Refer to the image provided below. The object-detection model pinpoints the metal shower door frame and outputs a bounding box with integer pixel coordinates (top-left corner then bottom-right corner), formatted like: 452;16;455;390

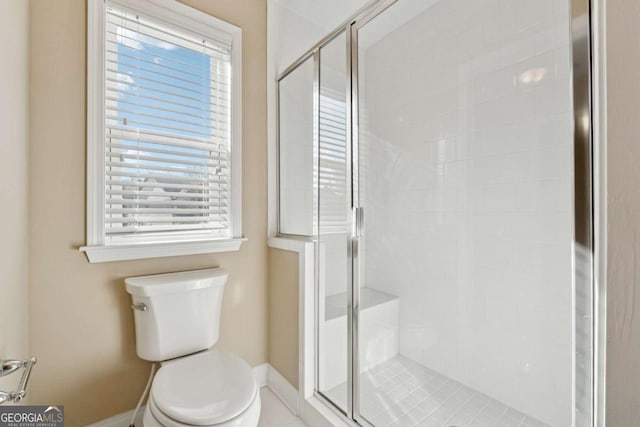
347;0;597;426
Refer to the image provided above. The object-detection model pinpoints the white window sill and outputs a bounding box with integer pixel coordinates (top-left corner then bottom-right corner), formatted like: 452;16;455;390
79;238;247;263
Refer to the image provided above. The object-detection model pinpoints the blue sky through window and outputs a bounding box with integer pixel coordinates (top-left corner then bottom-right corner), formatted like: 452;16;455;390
115;29;213;177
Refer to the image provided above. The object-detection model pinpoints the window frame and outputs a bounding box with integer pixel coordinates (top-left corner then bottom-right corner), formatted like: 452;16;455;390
82;0;244;263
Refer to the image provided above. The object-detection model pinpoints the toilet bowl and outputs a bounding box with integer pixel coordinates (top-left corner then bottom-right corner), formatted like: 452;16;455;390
143;351;260;427
125;269;260;427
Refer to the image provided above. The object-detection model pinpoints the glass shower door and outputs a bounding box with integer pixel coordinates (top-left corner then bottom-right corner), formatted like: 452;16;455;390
351;0;590;426
316;31;351;412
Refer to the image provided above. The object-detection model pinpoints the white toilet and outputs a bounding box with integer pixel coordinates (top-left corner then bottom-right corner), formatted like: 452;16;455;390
125;268;261;427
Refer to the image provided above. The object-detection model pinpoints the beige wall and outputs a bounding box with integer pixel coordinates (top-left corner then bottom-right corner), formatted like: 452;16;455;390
268;248;299;387
0;0;30;397
28;0;267;425
605;0;640;424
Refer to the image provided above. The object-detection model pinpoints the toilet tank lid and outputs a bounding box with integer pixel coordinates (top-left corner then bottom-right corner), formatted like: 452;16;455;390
125;268;228;297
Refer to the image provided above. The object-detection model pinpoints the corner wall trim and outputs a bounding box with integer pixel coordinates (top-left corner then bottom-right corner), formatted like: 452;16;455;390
267;364;299;415
254;362;269;387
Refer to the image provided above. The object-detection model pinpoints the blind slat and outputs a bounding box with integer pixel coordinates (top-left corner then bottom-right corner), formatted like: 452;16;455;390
107;170;227;183
105;216;228;224
107;151;227;168
106;179;229;192
106;224;227;233
107;195;227;207
107;142;228;160
106;115;226;139
106;127;227;149
106;208;227;215
106;160;226;176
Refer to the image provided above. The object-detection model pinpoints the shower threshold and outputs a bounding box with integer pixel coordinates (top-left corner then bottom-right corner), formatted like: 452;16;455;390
325;355;551;427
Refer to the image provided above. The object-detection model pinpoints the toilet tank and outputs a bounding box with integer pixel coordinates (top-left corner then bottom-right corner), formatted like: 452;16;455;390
125;268;228;361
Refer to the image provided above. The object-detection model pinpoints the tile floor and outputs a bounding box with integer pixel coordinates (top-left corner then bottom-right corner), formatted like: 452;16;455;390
258;387;307;427
325;355;550;427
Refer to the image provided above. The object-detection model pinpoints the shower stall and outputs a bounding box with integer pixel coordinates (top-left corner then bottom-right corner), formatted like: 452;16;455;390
277;0;595;425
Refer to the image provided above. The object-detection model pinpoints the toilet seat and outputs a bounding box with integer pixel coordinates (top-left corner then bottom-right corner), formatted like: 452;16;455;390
146;391;261;427
149;351;259;426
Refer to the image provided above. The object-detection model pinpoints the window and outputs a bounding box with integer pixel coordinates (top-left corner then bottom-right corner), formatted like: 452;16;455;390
82;0;243;263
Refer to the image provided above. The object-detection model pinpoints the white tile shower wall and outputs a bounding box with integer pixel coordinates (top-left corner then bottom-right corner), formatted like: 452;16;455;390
360;0;573;425
278;59;315;236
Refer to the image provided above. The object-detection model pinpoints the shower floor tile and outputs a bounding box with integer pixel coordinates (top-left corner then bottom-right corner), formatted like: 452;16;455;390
324;356;550;427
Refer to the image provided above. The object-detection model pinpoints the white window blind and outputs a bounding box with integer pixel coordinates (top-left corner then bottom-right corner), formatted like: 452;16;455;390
318;89;348;232
104;3;232;242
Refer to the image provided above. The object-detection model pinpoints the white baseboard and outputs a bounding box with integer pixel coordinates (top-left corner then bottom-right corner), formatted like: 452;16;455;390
266;365;298;415
87;364;296;426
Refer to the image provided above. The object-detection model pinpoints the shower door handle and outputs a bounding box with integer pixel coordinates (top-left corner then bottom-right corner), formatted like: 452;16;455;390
354;207;365;237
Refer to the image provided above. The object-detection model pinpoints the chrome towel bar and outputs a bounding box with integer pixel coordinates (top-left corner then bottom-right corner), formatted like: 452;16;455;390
0;357;37;404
